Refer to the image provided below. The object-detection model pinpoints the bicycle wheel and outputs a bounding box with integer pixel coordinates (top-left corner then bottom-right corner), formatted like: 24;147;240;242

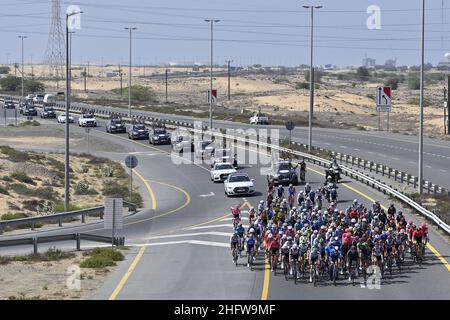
293;263;298;284
333;265;337;286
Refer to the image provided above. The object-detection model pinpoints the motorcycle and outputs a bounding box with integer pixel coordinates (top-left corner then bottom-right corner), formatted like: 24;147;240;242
300;168;306;182
325;167;341;184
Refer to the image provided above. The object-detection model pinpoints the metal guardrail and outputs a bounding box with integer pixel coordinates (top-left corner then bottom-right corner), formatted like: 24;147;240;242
0;233;125;254
209;129;450;236
2;95;449;234
0;201;137;234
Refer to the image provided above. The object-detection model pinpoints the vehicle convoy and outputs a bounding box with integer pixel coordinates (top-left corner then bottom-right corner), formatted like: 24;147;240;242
224;172;255;196
249;112;270;125
210;148;234;168
267;160;299;185
149;127;171;145
194;140;214;159
210;162;237;182
57;113;74;123
40;106;56;118
128;124;149;140
78;113;97;127
106;118;126;133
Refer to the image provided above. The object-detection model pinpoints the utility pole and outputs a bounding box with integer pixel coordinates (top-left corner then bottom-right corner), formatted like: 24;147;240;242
18;35;28;101
444;86;447;135
119;64;123;97
125;27;137;118
83;66;87;92
303;5;322;153
226;59;232;101
205;19;220;131
418;0;425;195
447;75;450;135
64;9;82;211
87;61;90;77
165;65;168;103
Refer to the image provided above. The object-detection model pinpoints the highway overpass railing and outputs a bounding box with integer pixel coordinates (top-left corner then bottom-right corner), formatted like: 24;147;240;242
0;233;125;254
0;201;137;234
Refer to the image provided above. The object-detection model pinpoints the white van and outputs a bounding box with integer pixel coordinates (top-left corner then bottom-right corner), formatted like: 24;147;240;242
43;94;57;106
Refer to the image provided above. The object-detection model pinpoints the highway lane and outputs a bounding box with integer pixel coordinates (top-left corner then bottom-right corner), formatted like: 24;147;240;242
76;124;450;300
1;111;449;299
68;100;450;189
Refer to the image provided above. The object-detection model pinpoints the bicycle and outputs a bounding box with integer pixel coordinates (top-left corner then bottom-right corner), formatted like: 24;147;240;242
311;260;320;286
290;258;299;284
232;247;239;266
283;255;290;281
329;260;339;286
248;247;256;270
385;251;393;277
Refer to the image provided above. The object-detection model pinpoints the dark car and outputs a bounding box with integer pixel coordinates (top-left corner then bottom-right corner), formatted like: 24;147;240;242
3;100;15;109
149;127;171;145
22;105;38;116
106;118;126;133
128;124;149;140
267;161;299;185
40;106;57;118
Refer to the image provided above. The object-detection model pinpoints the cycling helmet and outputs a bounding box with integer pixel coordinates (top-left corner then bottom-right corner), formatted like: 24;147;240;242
306;183;310;186
238;223;243;227
400;229;406;234
287;236;293;242
249;228;255;234
351;218;357;224
334;246;339;251
353;199;358;204
278;231;283;235
289;184;293;187
268;234;273;239
288;226;293;230
282;242;289;249
260;200;264;204
292;243;298;249
398;211;403;215
354;223;359;228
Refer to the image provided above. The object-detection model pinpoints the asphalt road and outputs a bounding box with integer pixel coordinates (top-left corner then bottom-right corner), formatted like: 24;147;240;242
1;110;449;299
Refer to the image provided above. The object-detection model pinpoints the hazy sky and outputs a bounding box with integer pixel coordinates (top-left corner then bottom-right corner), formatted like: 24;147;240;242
0;0;449;67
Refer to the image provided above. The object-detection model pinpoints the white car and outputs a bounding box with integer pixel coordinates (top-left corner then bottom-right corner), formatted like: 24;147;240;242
250;113;269;125
210;162;237;182
57;113;74;123
78;113;97;127
224;173;255;197
210;148;233;168
32;94;45;103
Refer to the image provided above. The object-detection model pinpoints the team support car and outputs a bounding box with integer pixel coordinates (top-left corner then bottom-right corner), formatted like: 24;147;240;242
57;113;74;123
267;160;299;185
210;162;237;182
128;124;149;140
40;106;57;118
22;105;38;116
106;118;126;133
224;172;255;197
3;100;15;109
78;113;97;127
210;148;234;168
149;127;171;145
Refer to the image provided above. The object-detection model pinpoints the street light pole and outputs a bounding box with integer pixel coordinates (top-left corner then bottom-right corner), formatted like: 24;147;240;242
125;27;137;118
18;36;27;101
418;0;425;194
205;19;220;131
65;10;82;212
226;59;233;101
303;5;322;153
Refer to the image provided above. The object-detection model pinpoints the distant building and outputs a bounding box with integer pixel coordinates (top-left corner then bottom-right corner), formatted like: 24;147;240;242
437;53;450;70
385;59;397;68
362;57;376;67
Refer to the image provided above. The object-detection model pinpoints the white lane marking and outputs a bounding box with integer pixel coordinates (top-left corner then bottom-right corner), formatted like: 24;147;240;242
368;151;374;154
200;192;215;198
439;169;447;173
425;165;432;169
408;161;415;164
189;224;249;230
147;231;232;240
354;148;360;151
392;157;400;161
340;146;348;149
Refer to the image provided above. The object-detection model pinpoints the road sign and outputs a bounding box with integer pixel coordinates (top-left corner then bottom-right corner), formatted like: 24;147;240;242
376;86;392;112
207;89;217;104
104;198;123;230
286;121;295;131
125;155;138;169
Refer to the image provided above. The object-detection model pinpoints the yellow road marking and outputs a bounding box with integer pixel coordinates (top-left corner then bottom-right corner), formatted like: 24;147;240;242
261;257;270;300
109;245;146;300
133;169;157;210
426;243;450;272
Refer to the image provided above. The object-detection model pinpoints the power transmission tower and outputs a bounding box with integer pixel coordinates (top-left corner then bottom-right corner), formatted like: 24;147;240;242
45;0;65;89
